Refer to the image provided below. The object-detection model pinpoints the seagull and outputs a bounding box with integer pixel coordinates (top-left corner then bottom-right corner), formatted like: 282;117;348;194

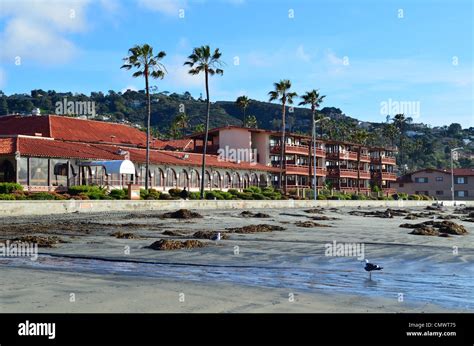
211;232;221;241
365;259;383;280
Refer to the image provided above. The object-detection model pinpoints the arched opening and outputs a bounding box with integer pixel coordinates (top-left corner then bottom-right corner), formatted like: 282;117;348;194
178;169;189;189
242;173;250;189
165;168;177;187
212;171;221;189
223;172;231;189
154;168;164;187
204;170;211;190
231;172;240;189
259;173;268;188
189;169;200;189
250;173;259;187
0;159;15;183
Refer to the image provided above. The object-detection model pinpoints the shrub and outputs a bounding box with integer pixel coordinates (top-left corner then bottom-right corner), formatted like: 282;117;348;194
0;182;23;194
317;194;327;200
205;191;224;200
86;191;106;200
351;194;368;200
109;189;127;200
392;193;408;200
146;189;161;200
68;185;105;196
408;194;421;200
244;186;262;194
228;189;239;195
168;188;182;197
159;193;172;200
189;192;201;200
0;193;15;200
27;192;57;200
251;193;266;200
371;185;381;193
77;193;90;200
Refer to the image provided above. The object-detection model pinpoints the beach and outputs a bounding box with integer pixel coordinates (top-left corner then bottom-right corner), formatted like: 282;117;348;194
0;205;472;313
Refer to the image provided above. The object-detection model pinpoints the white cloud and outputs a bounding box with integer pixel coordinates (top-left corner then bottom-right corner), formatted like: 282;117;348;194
121;85;139;93
0;0;91;64
296;45;310;62
137;0;187;16
165;55;203;88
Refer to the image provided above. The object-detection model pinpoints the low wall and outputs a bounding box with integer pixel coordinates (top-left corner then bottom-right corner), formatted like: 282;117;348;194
0;199;472;217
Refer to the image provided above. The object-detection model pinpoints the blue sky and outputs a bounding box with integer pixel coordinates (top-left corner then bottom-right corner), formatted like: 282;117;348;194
0;0;472;127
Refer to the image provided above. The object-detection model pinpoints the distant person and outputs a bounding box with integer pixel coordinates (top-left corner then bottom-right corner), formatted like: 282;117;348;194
180;187;189;200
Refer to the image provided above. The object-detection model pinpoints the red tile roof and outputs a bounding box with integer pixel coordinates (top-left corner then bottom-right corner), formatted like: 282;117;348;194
0;136;278;172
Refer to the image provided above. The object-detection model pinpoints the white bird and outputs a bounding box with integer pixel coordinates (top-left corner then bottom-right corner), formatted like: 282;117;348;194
211;232;221;241
364;259;383;280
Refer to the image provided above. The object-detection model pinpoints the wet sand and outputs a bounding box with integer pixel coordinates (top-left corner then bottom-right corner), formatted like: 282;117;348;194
0;206;472;313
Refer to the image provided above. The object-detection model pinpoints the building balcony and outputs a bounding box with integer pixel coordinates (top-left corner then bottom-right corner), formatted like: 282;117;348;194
327;168;358;179
371;156;396;165
359;154;371;162
326;151;358;161
285;164;327;176
372;172;397;181
359;171;371;179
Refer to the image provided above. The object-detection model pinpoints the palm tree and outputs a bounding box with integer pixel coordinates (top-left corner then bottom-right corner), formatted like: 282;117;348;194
235;95;250;126
121;44;166;190
352;129;370;193
184;45;224;198
174;113;189;137
299;89;325;192
393;113;412;172
268;80;297;192
245;115;258;128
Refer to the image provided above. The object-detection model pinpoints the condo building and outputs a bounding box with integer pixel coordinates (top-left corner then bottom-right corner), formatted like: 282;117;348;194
0;115;397;194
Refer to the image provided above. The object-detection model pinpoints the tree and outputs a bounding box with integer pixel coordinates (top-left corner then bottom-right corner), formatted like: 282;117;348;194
245;115;258;128
382;123;400;147
393;114;411;173
184;45;224;199
173;112;189;138
121;44;167;190
0;97;8;115
235;95;250;126
268;80;297;192
299;89;325;191
193;124;205;133
447;123;462;137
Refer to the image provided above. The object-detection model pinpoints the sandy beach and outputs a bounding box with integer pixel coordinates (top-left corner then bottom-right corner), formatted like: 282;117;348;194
0;205;472;313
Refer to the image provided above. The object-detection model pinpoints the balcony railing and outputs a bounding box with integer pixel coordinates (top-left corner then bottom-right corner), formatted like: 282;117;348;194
326;151;358;161
359;154;371;162
371;156;396;165
381;172;397;180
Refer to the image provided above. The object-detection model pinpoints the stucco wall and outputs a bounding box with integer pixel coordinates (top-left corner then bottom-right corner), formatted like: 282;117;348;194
218;128;252;162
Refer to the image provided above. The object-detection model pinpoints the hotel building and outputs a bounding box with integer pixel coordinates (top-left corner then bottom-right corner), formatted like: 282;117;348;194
0;115;397;195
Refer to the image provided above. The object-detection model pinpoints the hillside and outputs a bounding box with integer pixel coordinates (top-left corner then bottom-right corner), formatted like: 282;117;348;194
0;89;472;172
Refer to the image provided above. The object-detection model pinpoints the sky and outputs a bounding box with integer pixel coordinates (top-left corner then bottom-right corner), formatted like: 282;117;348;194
0;0;472;127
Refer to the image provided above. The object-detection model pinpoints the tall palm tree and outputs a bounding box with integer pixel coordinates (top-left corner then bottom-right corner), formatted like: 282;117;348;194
393;113;412;172
184;45;224;199
245;115;258;128
299;89;325;191
268;80;297;192
174;112;189;137
121;44;166;190
235;95;250;126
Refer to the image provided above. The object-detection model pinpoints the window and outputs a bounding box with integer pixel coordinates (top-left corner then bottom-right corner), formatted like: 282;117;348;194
455;191;468;197
436;191;444;195
415;177;428;183
436;177;443;182
455;177;466;184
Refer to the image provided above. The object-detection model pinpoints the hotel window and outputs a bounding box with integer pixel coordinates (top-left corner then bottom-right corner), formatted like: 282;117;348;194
455;177;466;184
436;177;443;182
415;177;428;183
18;157;28;185
436;191;444;195
455;191;468;197
51;159;68;187
29;157;49;186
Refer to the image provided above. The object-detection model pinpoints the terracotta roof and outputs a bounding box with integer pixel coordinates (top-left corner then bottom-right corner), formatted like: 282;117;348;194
0;115;51;137
0;136;278;172
453;168;474;176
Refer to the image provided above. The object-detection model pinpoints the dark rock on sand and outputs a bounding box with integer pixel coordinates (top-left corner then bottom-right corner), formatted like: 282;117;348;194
110;231;141;239
226;224;285;233
160;209;203;219
146;239;206;250
295;221;332;228
240;211;271;218
409;227;439;236
162;230;185;236
401;220;468;235
10;235;65;247
193;230;229;240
